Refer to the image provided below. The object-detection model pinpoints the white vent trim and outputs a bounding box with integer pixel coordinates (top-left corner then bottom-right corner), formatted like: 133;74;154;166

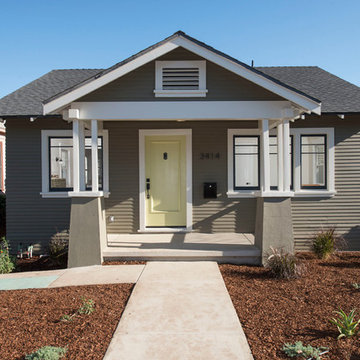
154;60;207;97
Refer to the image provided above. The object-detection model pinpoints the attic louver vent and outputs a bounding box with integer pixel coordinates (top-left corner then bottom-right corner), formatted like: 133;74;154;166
154;60;207;97
162;67;200;90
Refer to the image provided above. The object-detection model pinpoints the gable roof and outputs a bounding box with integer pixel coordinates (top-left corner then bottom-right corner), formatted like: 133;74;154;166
40;31;321;115
257;66;360;113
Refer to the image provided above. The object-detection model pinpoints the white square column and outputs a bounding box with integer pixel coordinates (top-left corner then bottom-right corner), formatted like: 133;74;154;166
260;119;270;193
72;119;85;193
91;119;99;192
277;122;284;192
283;119;291;192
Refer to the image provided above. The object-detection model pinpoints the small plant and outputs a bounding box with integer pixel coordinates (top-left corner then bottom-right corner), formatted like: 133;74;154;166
265;247;303;279
60;297;95;322
78;297;95;315
330;308;360;339
0;237;15;274
49;230;69;256
25;346;67;360
282;341;328;359
352;283;360;290
312;227;345;259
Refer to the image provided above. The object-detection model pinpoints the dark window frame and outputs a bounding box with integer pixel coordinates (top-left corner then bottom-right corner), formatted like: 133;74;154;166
233;135;260;191
49;136;104;192
300;134;327;190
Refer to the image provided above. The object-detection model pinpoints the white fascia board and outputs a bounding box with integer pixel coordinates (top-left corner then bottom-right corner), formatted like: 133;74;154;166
171;37;321;114
43;41;179;115
71;101;292;120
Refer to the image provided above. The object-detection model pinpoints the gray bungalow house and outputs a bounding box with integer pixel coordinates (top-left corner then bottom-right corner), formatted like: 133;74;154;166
1;31;360;267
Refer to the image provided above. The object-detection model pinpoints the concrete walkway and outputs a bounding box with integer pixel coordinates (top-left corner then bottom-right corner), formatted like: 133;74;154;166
104;261;253;360
0;265;144;290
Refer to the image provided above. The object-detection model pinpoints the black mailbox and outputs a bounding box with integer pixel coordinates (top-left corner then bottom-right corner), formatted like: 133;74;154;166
204;182;217;199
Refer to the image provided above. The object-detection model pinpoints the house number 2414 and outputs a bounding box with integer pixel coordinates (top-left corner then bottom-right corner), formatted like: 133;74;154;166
200;152;220;160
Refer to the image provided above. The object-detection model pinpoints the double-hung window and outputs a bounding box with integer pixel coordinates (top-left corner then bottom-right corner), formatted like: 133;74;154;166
228;127;334;197
41;130;109;197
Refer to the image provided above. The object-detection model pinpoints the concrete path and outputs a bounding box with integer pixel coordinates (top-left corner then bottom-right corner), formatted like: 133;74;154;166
0;265;144;290
104;261;253;360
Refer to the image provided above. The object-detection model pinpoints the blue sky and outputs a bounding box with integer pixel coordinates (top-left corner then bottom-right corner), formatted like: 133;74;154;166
1;0;359;98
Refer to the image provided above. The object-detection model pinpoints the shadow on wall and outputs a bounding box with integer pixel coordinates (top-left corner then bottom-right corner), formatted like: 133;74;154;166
343;225;360;251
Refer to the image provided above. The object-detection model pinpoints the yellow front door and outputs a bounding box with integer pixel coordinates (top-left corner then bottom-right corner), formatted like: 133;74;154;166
145;135;186;227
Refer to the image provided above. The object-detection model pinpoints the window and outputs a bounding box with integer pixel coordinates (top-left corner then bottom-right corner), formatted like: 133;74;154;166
41;130;109;197
269;135;293;190
49;137;103;191
154;61;207;97
300;135;326;189
233;136;260;190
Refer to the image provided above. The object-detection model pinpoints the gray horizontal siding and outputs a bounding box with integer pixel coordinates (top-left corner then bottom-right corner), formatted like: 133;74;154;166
6;118;71;253
104;120;257;234
79;48;283;102
291;115;360;250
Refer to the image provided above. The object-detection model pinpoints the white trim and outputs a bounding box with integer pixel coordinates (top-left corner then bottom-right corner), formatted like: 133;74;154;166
43;35;320;115
260;120;270;192
72;120;80;193
40;129;109;197
139;129;192;232
40;191;110;198
171;36;321;114
277;123;284;191
153;90;208;97
71;101;294;121
78;120;86;191
227;126;335;198
43;41;179;114
91;119;99;192
283;120;291;192
155;60;207;97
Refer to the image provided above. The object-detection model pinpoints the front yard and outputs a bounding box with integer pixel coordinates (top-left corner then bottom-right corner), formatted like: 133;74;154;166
0;284;133;359
220;252;360;360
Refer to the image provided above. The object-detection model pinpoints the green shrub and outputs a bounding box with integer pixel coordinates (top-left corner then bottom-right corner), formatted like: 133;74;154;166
282;341;328;359
25;346;67;360
0;237;15;274
330;309;360;339
78;297;95;315
312;227;344;259
265;247;303;279
352;283;360;290
49;230;69;256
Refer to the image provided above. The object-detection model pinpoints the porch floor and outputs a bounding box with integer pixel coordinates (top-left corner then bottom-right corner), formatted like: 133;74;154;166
103;233;261;264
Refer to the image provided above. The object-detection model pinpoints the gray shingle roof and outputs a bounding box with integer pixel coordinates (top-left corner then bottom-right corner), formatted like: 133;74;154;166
0;69;102;116
1;64;360;116
256;66;360;113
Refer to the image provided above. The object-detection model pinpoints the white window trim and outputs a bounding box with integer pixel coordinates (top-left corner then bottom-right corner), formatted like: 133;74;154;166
154;60;207;97
227;127;335;198
40;129;109;198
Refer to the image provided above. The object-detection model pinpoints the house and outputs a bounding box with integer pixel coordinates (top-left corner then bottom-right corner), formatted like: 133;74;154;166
0;122;5;193
0;31;360;268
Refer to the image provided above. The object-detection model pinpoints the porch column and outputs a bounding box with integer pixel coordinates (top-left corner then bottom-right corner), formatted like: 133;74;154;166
260;119;270;193
277;122;284;192
283;119;291;192
91;119;99;192
73;119;85;192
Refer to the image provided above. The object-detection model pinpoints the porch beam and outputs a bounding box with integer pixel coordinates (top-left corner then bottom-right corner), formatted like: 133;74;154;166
283;119;291;192
277;122;284;192
260;119;270;193
91;119;99;192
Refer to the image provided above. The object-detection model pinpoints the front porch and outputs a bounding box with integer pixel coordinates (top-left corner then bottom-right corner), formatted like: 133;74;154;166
103;232;260;264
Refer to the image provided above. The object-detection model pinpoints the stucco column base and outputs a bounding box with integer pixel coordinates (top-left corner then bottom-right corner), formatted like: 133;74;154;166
254;197;294;265
68;197;107;268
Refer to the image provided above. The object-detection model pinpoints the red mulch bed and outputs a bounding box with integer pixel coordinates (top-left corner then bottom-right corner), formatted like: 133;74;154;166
220;252;360;360
15;256;67;272
0;284;133;359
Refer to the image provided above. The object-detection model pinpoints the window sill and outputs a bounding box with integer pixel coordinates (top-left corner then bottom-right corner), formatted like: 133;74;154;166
153;89;208;97
227;190;336;198
41;191;110;198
